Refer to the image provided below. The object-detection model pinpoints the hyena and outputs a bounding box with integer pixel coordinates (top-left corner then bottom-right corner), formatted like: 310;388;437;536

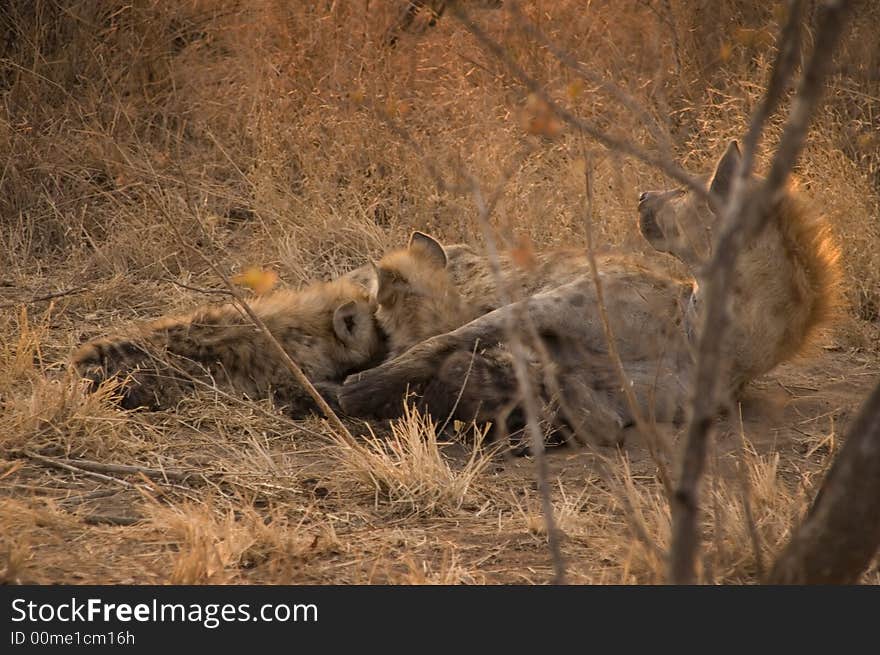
365;229;674;445
73;278;387;417
340;142;841;446
371;230;600;356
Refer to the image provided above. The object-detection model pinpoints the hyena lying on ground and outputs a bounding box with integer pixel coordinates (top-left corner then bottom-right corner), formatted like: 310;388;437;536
72;278;387;417
369;230;600;358
340;142;841;447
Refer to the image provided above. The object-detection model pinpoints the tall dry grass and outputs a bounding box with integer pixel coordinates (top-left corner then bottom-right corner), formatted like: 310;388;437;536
1;0;878;584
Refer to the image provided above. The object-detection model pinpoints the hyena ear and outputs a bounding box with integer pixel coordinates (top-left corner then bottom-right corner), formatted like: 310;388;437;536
374;265;399;307
408;231;447;269
344;262;378;296
361;262;379;298
333;300;362;345
709;140;742;202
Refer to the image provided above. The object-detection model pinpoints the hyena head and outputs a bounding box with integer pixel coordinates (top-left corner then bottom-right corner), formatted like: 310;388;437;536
373;231;470;356
300;277;388;373
637;140;742;272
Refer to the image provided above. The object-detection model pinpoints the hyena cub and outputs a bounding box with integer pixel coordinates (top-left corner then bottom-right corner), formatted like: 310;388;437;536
73;278;386;417
372;232;475;357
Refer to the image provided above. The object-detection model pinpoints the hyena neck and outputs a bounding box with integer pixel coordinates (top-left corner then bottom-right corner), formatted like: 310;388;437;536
700;193;841;388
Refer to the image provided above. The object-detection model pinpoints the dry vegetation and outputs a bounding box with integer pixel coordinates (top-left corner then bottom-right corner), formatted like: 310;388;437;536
1;0;879;584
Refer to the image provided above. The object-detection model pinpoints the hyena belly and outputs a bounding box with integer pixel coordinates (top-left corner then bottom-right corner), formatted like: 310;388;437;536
73;279;385;417
342;269;692;446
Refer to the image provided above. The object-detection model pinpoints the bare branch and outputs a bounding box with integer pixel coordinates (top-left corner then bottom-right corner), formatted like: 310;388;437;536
736;0;805;187
15;453;192;483
20;450;135;489
669;0;851;584
469;180;568;584
768;379;880;583
578;149;674;499
0;286;89;309
508;0;673;154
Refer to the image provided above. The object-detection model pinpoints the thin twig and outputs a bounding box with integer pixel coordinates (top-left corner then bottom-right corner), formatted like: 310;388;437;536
436;339;480;436
57;489;119;507
0;287;88;309
507;0;673;154
164;278;234;298
578;148;673;499
448;1;710;201
469;181;567;585
20;455;193;483
20;450;134;489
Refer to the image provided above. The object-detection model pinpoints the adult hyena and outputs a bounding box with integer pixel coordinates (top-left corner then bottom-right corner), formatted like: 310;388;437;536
340;142;841;446
73;278;387;417
369;231;608;357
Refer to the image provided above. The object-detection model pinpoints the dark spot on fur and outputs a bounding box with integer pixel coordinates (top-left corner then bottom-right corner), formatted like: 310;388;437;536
569;293;587;307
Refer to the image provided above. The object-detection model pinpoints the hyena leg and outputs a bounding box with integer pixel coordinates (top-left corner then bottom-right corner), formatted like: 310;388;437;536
550;370;625;447
419;347;528;426
455;342;627;448
417;343;626;450
270;379;344;419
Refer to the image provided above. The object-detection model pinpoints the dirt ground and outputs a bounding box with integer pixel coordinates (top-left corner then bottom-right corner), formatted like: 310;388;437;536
2;301;877;584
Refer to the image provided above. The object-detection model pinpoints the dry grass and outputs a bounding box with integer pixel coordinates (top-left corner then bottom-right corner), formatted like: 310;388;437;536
1;0;879;584
332;405;495;518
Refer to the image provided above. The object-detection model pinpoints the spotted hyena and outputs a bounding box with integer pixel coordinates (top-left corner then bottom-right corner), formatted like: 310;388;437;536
340;142;841;446
73;278;387;417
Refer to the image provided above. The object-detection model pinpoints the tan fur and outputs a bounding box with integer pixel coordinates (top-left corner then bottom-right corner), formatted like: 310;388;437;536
73;278;386;415
638;141;842;389
373;235;473;356
374;235;596;355
342;142;843;448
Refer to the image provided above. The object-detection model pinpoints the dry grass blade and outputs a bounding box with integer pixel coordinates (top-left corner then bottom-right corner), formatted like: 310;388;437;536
330;404;492;518
735;408;765;581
